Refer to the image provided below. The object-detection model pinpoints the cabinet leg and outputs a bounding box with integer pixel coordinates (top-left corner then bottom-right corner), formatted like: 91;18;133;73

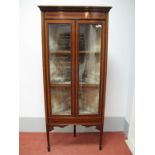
46;128;51;152
74;125;76;137
99;124;103;150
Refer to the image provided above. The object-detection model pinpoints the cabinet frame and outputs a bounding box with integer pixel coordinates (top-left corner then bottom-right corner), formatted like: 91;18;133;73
75;20;105;117
39;6;112;151
45;19;75;117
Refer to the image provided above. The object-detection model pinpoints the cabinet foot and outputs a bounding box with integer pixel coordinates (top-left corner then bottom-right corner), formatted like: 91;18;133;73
46;127;51;152
99;145;102;150
74;125;76;137
99;124;103;150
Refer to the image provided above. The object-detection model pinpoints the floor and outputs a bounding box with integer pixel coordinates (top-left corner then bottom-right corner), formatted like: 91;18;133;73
19;132;132;155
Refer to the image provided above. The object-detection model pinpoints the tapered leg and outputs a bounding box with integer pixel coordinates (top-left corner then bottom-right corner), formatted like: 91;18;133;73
99;124;103;150
74;125;76;137
46;128;51;152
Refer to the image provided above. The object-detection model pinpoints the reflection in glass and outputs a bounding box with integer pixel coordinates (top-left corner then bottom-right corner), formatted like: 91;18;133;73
79;24;102;114
48;23;71;115
79;54;100;84
49;24;71;84
79;88;99;114
51;88;71;115
49;24;71;53
49;55;71;84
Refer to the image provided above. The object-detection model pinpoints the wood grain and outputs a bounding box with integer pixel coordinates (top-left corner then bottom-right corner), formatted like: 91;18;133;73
39;6;111;151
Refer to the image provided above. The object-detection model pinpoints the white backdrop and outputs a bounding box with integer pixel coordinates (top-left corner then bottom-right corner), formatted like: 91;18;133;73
19;0;134;126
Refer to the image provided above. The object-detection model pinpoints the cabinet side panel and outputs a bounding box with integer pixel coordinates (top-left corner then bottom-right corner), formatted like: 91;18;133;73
41;12;49;125
101;14;109;126
98;20;105;116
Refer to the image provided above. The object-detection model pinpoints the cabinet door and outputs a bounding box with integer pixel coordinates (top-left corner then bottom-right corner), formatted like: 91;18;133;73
76;20;105;115
45;20;75;116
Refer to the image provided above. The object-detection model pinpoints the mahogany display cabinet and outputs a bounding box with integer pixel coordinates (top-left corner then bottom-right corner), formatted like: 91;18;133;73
38;6;112;151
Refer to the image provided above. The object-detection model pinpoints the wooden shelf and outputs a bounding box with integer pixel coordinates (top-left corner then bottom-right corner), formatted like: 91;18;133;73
50;83;99;88
49;51;100;56
79;83;99;88
50;51;70;56
50;83;71;88
80;51;100;55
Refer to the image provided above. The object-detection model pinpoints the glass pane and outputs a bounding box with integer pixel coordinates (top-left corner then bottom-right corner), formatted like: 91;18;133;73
78;24;102;115
51;88;71;115
49;55;71;84
49;24;71;84
48;24;71;115
79;88;99;114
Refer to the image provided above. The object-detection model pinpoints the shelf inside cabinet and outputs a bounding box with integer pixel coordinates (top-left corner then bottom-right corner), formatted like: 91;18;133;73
50;83;99;88
49;51;100;56
50;51;70;56
79;51;100;55
79;83;99;88
50;83;71;88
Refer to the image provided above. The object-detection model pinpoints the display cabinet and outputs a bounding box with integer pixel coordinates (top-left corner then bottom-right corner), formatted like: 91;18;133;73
39;6;111;151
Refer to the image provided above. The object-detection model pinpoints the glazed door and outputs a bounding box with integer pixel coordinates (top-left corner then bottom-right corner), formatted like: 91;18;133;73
76;20;105;115
45;20;75;116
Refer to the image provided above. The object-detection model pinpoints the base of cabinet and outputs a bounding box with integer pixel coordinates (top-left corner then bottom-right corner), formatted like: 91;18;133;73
48;116;102;126
46;124;104;152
